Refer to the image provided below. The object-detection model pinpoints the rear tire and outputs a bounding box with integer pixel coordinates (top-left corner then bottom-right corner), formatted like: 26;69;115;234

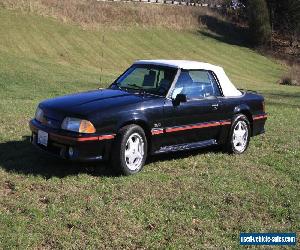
111;125;147;175
226;114;250;154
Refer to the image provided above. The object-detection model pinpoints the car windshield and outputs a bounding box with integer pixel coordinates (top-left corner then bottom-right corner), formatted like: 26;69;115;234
112;64;178;96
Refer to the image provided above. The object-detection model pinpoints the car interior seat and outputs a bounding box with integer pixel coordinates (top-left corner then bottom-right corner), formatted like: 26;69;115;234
176;72;195;98
143;70;156;87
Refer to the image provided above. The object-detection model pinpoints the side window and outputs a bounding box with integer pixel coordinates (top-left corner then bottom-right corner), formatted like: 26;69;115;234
208;71;222;97
171;71;193;99
172;70;222;99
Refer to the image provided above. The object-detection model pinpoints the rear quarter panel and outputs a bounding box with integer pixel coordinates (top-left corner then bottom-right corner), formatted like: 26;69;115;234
218;92;266;143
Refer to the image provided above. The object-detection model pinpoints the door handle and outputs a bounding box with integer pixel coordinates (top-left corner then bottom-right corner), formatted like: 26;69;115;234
212;103;219;110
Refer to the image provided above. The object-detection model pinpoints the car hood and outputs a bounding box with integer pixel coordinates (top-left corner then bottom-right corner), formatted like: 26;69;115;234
39;89;149;119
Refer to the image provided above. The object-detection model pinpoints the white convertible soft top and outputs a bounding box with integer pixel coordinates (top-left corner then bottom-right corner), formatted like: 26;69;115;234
135;60;242;97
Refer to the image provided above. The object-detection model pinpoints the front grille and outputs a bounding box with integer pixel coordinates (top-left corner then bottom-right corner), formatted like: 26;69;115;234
42;116;61;129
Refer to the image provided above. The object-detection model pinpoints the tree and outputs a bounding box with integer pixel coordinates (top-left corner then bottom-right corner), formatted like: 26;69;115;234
267;0;300;46
248;0;271;45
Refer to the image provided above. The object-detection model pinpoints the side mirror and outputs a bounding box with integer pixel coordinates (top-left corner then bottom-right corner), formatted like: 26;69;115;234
173;94;187;105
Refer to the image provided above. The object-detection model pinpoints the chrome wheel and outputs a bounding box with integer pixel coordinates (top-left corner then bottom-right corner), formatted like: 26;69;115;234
124;133;144;171
232;120;248;153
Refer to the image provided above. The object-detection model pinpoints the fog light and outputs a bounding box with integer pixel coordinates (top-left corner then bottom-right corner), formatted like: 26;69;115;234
69;147;74;157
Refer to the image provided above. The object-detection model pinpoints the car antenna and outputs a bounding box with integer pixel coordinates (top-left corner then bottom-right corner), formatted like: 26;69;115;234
99;32;105;90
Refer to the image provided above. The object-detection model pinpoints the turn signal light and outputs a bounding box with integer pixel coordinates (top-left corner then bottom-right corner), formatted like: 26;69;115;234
61;117;96;134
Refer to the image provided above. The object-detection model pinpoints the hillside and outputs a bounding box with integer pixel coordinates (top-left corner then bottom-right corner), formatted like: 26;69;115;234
0;7;284;95
0;0;212;29
0;5;299;249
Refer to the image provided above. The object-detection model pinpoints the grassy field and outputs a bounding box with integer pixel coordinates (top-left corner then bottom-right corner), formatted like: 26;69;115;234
0;7;299;249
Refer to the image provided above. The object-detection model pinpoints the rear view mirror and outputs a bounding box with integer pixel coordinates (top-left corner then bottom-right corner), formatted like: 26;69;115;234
173;93;187;105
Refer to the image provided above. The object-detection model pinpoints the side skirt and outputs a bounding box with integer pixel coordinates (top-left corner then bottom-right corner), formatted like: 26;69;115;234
153;139;217;154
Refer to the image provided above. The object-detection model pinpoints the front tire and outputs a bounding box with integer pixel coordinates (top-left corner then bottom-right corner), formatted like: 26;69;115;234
226;114;250;154
111;125;147;175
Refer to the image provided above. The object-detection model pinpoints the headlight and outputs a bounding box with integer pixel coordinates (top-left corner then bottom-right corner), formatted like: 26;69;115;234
35;107;45;123
61;117;96;134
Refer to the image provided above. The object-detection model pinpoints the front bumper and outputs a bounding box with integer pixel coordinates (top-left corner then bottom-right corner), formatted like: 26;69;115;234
29;119;115;161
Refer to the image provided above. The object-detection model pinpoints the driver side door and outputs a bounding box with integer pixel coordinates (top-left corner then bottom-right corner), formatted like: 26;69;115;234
161;69;224;147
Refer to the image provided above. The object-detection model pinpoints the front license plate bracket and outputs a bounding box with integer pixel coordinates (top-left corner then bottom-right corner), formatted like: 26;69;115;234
37;130;48;146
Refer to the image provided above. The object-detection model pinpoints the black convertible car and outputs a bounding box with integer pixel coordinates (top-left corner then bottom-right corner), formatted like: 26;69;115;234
29;60;267;175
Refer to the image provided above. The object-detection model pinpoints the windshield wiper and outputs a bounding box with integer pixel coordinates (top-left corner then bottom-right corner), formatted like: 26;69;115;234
126;83;142;89
126;84;146;94
111;83;126;91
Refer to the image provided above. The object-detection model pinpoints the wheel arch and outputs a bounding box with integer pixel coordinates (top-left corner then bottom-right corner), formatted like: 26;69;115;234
233;105;253;136
118;119;152;153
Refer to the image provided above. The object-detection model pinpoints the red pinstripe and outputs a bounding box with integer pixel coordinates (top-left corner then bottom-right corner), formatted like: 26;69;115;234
49;133;115;142
253;114;267;120
165;122;221;133
151;120;232;135
151;129;164;135
220;121;232;126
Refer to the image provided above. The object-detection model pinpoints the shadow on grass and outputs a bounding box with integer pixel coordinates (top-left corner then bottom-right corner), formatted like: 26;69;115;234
0;137;114;179
0;137;223;179
148;146;221;165
198;15;249;47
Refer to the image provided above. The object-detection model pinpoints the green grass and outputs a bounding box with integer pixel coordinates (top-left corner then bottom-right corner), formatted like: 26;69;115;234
0;9;299;249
